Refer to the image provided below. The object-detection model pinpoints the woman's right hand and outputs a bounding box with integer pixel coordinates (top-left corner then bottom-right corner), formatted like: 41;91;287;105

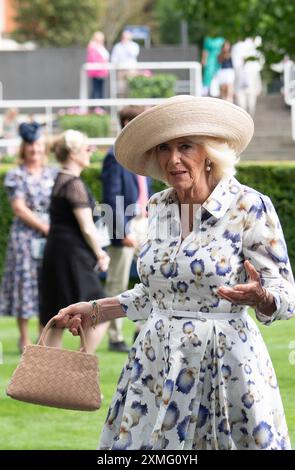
54;301;93;335
97;250;110;272
122;235;138;248
41;223;50;236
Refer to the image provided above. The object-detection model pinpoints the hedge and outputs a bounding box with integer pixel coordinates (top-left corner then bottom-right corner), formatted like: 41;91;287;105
1;162;295;278
127;74;177;98
58;113;111;137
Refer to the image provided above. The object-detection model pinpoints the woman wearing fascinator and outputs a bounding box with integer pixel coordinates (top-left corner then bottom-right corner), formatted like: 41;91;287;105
0;121;57;352
55;96;294;450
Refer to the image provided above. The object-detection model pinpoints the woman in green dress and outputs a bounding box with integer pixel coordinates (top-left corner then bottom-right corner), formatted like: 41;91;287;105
201;36;224;96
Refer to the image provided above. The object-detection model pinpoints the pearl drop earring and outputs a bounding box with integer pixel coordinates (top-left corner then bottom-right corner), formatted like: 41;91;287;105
206;159;212;172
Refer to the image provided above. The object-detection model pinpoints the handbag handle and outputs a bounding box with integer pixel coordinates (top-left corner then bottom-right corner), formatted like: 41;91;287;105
38;316;88;353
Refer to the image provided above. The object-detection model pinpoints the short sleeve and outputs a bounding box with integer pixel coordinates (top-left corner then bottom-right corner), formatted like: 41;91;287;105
64;178;91;209
243;193;295;325
4;169;25;201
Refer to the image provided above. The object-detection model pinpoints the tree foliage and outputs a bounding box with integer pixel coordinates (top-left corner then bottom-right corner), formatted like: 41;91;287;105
12;0;101;47
97;0;153;48
175;0;295;62
12;0;154;48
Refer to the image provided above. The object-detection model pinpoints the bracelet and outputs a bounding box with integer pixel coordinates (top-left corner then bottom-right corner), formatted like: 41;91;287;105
89;300;100;328
255;287;272;312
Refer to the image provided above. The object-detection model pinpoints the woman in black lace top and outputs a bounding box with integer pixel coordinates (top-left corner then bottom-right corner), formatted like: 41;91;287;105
40;130;110;352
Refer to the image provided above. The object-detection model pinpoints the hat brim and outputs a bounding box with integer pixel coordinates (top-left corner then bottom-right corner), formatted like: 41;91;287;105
114;95;254;180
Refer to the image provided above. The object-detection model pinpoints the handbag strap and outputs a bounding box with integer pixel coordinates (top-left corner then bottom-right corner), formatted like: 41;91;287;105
38;316;88;353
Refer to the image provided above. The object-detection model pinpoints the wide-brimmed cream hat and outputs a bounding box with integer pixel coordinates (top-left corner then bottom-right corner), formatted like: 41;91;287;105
114;95;254;180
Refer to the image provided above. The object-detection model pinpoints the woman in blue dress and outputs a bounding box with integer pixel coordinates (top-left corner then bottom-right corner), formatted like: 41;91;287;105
0;122;57;352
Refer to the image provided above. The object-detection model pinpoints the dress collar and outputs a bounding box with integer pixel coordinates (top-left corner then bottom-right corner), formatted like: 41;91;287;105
159;176;241;220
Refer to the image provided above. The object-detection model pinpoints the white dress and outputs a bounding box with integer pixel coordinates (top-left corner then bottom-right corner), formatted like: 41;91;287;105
99;176;295;450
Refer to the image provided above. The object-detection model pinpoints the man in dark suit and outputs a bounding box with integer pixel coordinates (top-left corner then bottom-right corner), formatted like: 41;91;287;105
102;106;153;352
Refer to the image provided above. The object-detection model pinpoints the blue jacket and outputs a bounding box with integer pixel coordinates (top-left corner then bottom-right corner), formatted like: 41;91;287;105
102;147;153;246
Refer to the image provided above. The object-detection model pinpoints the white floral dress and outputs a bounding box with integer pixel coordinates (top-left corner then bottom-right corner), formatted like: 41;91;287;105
0;165;57;318
99;176;295;450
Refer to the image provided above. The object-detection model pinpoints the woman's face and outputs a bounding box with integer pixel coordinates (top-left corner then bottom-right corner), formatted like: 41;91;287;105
71;144;92;169
23;138;46;166
156;138;207;192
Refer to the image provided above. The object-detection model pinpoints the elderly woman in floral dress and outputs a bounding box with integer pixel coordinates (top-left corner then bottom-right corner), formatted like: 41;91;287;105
55;96;295;450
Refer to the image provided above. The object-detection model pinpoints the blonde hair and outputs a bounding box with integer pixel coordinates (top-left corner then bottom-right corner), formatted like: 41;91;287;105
148;135;238;189
49;130;88;163
191;136;238;188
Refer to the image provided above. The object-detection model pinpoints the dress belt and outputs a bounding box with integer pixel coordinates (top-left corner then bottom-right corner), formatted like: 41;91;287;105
152;306;248;321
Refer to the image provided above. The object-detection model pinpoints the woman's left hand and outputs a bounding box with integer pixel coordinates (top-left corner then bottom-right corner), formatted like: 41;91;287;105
217;260;271;308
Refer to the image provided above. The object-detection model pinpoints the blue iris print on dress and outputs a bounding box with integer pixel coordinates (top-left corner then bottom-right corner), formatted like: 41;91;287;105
197;404;210;428
180;321;202;348
176;367;198;394
160;260;179;278
130;358;143;383
177;415;190;442
216;332;232;358
244;364;252;374
215;257;232;276
229;319;247;342
126;347;137;370
190;259;205;278
112;431;132;450
221;364;232;382
130;401;148;425
107;399;121;425
241;391;255;409
266;239;288;264
205;198;222;214
143;331;156;361
141;374;155;393
253;421;274;449
218;418;231;435
139;265;155;287
154;319;165;341
162;379;174;405
183;241;199;257
162;401;180;430
139;240;152;258
229;184;240;194
249;201;264;219
177;281;189;293
223;229;241;243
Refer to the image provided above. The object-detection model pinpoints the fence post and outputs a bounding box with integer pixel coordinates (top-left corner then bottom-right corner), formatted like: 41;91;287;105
79;64;88;113
109;67;118;134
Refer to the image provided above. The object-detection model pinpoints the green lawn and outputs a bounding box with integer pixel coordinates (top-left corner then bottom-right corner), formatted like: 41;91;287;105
0;314;294;450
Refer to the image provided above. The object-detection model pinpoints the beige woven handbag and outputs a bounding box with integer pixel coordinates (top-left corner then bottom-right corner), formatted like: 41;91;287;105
6;316;101;411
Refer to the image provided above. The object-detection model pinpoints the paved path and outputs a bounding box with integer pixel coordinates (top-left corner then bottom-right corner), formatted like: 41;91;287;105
241;94;294;161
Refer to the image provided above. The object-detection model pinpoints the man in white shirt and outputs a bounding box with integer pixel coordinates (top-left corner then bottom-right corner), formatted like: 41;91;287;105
111;30;140;96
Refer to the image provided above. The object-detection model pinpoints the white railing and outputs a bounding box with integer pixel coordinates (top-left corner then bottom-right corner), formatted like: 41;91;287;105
0;62;202;151
80;61;202;100
0;98;165;149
